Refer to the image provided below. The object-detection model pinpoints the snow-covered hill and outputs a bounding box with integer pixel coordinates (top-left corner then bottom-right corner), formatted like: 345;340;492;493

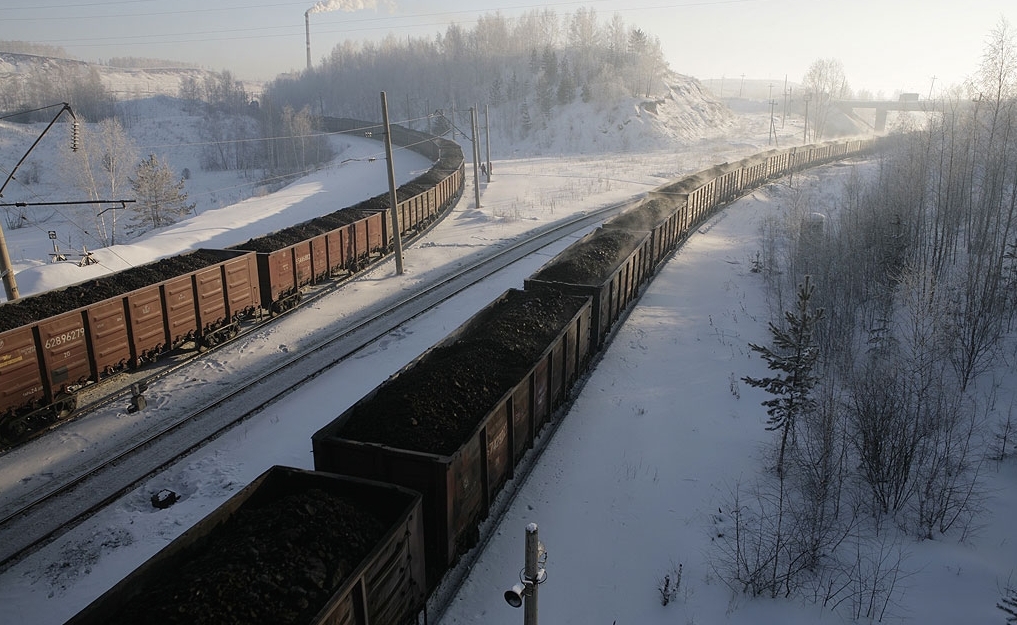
0;52;260;100
496;76;739;155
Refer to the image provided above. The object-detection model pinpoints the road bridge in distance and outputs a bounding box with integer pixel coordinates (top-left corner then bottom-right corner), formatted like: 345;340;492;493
834;95;942;131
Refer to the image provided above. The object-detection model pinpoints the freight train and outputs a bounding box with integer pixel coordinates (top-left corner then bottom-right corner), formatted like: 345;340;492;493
0;119;465;449
65;137;877;625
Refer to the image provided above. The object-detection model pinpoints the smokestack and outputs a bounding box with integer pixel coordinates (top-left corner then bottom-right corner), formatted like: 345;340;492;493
305;10;311;70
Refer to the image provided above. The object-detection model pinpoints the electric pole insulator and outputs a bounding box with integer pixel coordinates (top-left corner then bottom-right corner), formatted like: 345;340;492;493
71;119;80;152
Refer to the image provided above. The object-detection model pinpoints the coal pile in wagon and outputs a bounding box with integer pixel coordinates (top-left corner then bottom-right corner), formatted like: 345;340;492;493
340;289;586;456
229;141;462;254
102;488;389;625
233;204;384;254
609;197;678;231
657;166;724;195
0;250;230;333
530;228;644;285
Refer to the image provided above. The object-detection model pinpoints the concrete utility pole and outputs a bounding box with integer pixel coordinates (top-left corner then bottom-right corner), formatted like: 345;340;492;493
782;77;790;128
431;106;480;204
471;106;481;209
0;213;17;301
803;95;811;144
769;99;778;146
450;96;456;142
484;103;492;183
380;92;404;275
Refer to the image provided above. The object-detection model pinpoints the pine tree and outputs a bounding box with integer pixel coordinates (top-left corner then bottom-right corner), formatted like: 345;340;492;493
529;48;541;75
557;57;576;105
541;46;558;81
129;154;195;234
999;584;1017;622
520;99;533;136
535;75;553;118
743;275;825;478
489;76;505;107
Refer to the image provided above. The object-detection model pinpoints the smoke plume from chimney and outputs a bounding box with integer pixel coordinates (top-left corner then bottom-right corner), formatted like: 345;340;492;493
307;0;377;15
304;0;380;70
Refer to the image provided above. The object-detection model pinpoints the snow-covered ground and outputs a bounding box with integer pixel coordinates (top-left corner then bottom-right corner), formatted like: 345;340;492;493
1;93;1012;624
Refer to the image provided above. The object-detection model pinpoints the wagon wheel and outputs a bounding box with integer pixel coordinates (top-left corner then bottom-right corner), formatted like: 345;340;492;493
0;418;28;447
55;393;78;419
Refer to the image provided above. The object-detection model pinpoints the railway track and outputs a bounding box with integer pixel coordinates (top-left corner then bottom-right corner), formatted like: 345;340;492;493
0;198;633;571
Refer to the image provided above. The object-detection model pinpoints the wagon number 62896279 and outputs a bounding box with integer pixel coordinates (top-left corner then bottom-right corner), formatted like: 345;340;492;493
44;328;86;350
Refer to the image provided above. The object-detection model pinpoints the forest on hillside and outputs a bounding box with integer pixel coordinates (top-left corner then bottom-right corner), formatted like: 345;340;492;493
263;8;672;144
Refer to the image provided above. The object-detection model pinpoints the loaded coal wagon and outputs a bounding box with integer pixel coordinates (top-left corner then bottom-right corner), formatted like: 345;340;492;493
603;195;687;273
312;288;592;588
232;122;465;315
232;207;388;314
524;227;652;353
65;466;427;625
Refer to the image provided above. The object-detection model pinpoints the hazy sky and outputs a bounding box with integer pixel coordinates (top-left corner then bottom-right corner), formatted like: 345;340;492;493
2;0;1014;97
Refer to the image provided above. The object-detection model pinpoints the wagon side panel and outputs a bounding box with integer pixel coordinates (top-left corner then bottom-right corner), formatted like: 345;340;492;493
36;311;92;392
0;326;46;416
125;285;168;364
161;275;198;348
85;299;131;375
